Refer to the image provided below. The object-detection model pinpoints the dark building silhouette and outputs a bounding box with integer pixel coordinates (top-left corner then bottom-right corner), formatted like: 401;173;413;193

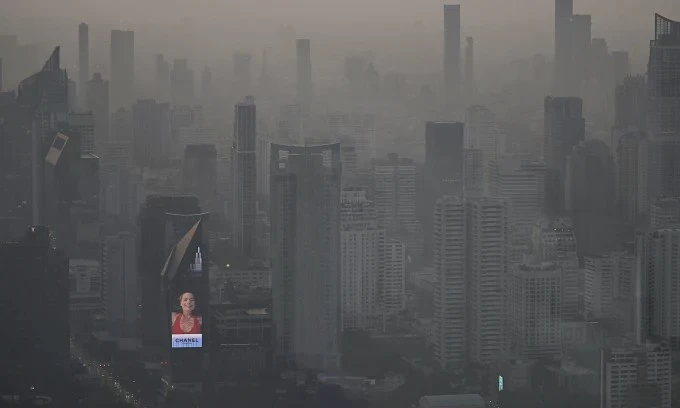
443;4;461;109
554;0;573;94
0;226;69;399
86;73;110;144
78;23;89;110
133;99;170;167
183;144;217;214
110;29;134;111
232;97;257;259
615;75;647;131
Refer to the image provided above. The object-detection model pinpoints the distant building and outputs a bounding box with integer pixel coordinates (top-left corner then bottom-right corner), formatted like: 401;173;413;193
232;97;257;259
183;144;218;214
443;4;461;110
296;39;313;108
78;23;89;110
110;29;134;110
86;73;109;144
170;58;194;106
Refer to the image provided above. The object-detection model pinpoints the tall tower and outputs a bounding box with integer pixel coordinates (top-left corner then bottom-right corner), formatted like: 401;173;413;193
232;97;257;259
443;4;461;110
78;23;89;110
86;73;110;144
433;195;466;370
464;37;474;104
110;29;135;111
270;143;342;370
554;0;573;94
296;39;312;109
340;189;384;331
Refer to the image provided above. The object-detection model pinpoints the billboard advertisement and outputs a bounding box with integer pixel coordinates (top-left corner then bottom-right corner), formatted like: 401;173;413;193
170;246;204;349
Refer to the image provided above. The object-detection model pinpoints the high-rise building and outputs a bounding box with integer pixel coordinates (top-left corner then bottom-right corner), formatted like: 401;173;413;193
509;261;562;359
443;4;461;110
465;105;498;160
554;0;573;94
467;198;507;365
601;341;671;408
433;196;466;370
610;50;630;87
68;112;95;154
296;39;312;108
78;23;89;110
138;195;203;349
340;189;384;331
132;99;171;166
570;14;592;85
616;131;650;224
635;228;680;350
183;144;217;214
565;139;616;255
170;58;195;106
380;239;406;322
372;154;422;254
155;54;170;102
648;15;680;200
270;143;342;370
86;73;110;145
102;231;137;337
424;121;464;255
0;226;69;398
614;75;647;131
110;29;134;111
464;148;484;196
233;52;253;99
464;37;474;104
650;197;680;229
543;96;585;212
584;252;634;321
232;97;257;259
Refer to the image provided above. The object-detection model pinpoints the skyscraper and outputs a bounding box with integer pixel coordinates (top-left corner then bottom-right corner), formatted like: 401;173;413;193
340;189;384;331
155;54;170;102
232;97;257;259
270;143;342;370
110;29;134;111
614;75;647;131
465;105;498;160
554;0;573;94
569;14;592;84
464;36;474;104
296;39;312;108
170;58;195;106
132;99;170;166
443;4;461;110
78;23;89;110
615;131;649;224
183;144;218;214
543;96;585;212
433;196;466;370
86;73;110;144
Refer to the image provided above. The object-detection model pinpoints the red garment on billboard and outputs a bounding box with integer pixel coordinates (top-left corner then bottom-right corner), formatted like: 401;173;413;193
172;314;201;334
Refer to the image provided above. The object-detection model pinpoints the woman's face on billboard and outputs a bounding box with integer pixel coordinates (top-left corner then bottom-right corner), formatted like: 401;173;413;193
180;292;195;313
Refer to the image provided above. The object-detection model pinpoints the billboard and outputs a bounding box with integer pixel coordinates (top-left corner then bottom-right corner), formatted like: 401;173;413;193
170;246;204;349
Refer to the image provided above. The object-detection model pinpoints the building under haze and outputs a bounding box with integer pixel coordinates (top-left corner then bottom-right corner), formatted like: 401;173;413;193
78;22;88;110
110;29;134;111
183;144;217;215
232;97;257;259
86;73;110;145
443;4;461;110
296;39;312;109
270;143;342;371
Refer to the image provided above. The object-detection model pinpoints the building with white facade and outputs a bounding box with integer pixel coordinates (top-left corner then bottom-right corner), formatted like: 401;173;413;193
69;258;104;314
380;239;406;320
340;189;384;331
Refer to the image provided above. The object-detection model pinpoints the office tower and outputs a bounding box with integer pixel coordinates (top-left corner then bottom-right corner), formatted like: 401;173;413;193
232;97;257;259
0;226;69;398
610;50;630;86
590;38;608;85
183;144;217;214
67;78;78;112
270;143;342;370
68;259;104;332
635;228;680;350
565;140;616;255
465;105;498;160
233;52;253;99
433;196;466;370
372;154;422;255
570;14;591;85
443;4;461;110
464;37;474;103
155;54;170;102
648;15;680;201
616;131;649;224
543;96;585;213
256;133;273;199
110;29;134;111
296;39;312;108
112;107;132;142
340;189;384;331
532;217;577;260
464;148;483;196
650;197;680;229
102;231;136;337
554;0;573;94
424;121;464;255
601;342;671;408
78;23;89;110
509;261;562;359
488;156;546;235
132;99;171;166
68;112;95;154
170;58;195;106
380;240;406;320
138;195;202;349
584;252;634;321
86;73;110;144
614;75;647;131
467;198;507;365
